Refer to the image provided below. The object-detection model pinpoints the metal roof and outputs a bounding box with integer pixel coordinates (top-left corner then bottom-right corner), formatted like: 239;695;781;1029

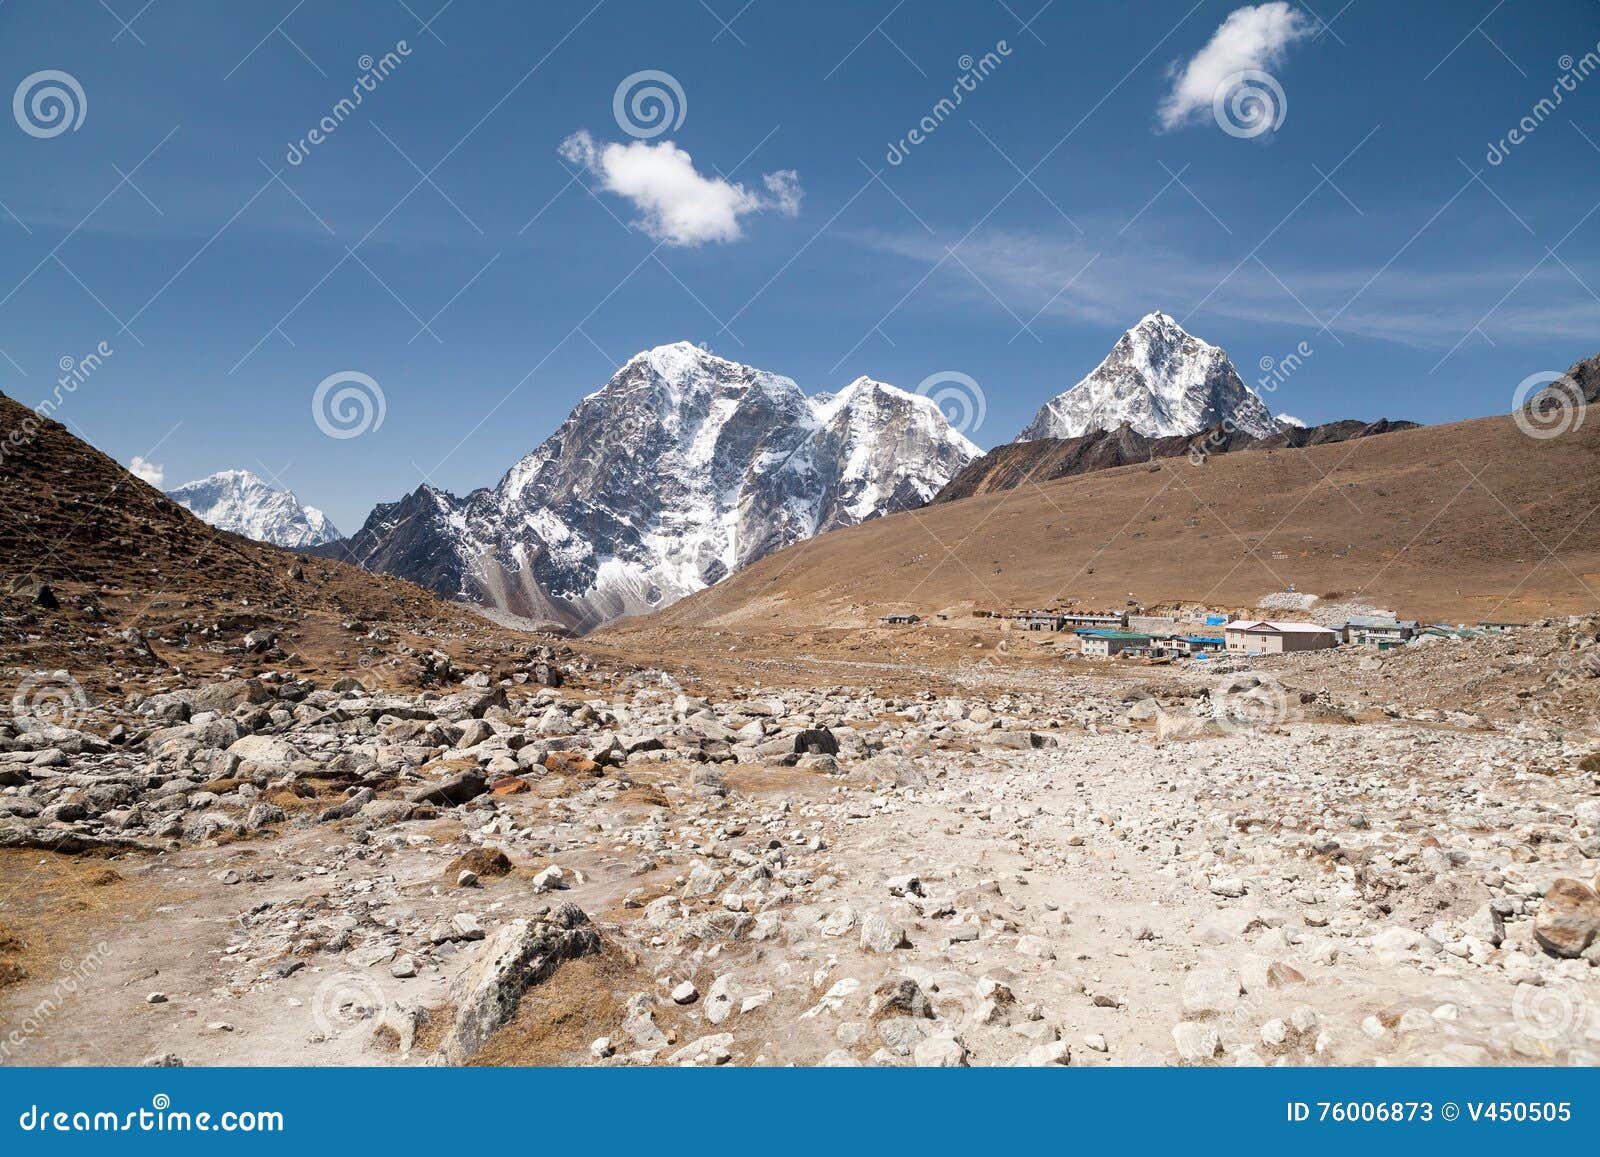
1076;629;1153;640
1225;620;1338;634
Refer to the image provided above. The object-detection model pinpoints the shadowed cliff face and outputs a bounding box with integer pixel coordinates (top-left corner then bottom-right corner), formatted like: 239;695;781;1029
936;419;1419;503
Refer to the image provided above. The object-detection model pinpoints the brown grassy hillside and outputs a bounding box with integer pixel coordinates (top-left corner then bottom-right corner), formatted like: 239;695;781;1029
0;391;539;697
602;409;1600;659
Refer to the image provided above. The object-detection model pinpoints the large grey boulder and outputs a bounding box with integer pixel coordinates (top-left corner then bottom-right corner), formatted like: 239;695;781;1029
227;734;297;768
407;770;486;806
433;904;602;1063
146;717;242;758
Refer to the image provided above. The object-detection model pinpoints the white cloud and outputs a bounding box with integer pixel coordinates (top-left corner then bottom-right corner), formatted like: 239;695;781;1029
1276;413;1307;427
1159;2;1314;131
559;131;801;246
128;456;164;488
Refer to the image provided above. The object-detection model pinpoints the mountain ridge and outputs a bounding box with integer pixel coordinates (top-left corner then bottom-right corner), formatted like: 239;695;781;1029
167;468;341;549
316;342;980;632
937;418;1418;503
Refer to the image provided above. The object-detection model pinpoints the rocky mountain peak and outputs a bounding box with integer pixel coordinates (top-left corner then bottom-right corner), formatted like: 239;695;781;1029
325;346;979;632
166;469;340;549
1017;313;1280;442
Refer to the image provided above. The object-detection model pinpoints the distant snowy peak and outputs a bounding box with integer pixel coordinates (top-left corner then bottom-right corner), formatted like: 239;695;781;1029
167;469;341;549
1017;311;1280;442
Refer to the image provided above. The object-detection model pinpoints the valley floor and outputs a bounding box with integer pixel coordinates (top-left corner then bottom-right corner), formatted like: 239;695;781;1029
2;633;1598;1067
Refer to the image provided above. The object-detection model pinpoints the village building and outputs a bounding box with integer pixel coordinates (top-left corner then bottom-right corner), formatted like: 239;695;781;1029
1223;620;1339;654
1058;609;1129;630
1341;616;1418;648
1166;634;1226;656
1013;611;1066;631
879;613;920;625
1076;629;1153;657
1422;625;1482;639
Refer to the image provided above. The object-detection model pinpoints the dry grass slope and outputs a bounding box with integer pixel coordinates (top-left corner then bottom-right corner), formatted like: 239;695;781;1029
0;391;537;697
606;411;1600;654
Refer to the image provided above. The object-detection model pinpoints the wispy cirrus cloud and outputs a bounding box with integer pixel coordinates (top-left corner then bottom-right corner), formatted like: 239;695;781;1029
1159;2;1315;131
862;227;1600;350
559;131;801;246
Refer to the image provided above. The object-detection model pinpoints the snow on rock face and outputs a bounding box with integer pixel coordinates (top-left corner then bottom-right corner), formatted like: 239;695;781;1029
333;343;980;632
1017;311;1280;442
166;469;341;548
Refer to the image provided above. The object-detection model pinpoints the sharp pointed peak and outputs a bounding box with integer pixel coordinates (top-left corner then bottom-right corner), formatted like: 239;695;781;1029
1130;309;1201;337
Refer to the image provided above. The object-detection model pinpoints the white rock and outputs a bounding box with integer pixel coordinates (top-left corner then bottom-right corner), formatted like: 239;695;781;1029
860;914;908;953
1181;966;1241;1015
1013;1040;1072;1066
912;1034;969;1067
1015;934;1057;959
1172;1022;1220;1061
531;865;565;893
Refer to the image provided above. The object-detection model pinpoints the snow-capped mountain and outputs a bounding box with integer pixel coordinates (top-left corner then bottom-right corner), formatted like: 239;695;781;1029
322;343;979;631
166;469;341;549
1016;311;1280;442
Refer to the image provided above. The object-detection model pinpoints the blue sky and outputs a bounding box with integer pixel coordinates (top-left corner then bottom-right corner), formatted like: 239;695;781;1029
1;0;1597;530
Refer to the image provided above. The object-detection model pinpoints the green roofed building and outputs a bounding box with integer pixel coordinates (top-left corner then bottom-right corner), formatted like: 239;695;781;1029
1076;629;1153;658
